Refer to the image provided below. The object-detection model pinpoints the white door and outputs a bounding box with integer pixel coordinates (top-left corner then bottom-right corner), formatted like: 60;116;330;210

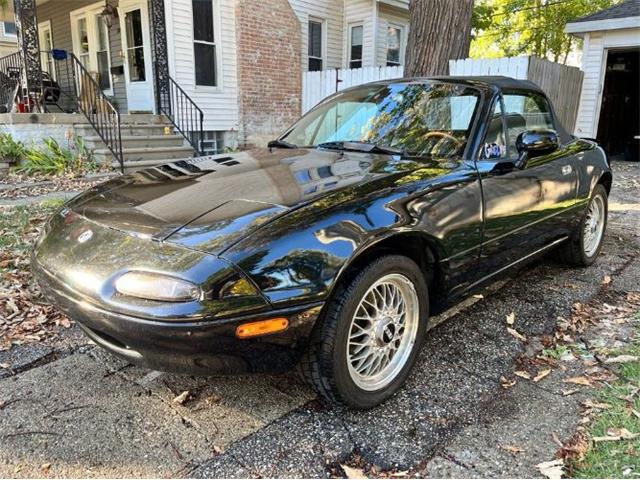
119;0;154;112
70;4;114;94
38;21;55;80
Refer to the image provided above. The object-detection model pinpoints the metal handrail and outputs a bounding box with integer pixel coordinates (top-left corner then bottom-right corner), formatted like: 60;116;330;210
157;74;204;155
64;52;124;173
0;52;22;113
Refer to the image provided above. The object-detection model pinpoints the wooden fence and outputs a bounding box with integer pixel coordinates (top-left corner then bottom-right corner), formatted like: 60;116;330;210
301;57;583;132
449;56;584;132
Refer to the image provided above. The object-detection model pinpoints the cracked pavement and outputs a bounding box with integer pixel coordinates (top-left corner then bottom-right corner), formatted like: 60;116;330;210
1;161;638;478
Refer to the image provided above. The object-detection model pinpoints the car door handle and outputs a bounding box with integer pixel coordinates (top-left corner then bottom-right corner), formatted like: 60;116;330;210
562;165;572;175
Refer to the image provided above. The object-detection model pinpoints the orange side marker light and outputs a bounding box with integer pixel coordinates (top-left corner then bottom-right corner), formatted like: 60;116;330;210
236;318;289;339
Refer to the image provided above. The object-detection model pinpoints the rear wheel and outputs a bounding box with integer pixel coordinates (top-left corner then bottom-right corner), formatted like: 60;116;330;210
301;255;429;409
555;184;608;266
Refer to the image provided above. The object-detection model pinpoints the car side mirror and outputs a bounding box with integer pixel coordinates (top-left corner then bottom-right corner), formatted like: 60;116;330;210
515;130;559;168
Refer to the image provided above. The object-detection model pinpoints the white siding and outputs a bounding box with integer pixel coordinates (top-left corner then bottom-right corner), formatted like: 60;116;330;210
165;0;239;132
375;3;409;67
574;27;639;138
344;0;377;67
289;0;344;71
574;33;604;138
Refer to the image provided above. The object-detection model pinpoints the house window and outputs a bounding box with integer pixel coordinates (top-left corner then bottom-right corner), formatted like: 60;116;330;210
200;130;225;155
308;20;323;71
192;0;217;86
2;22;16;37
124;9;145;82
349;25;363;69
95;17;111;90
386;25;403;66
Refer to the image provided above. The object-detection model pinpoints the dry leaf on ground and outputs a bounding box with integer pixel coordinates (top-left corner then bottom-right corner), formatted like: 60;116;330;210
501;445;525;454
537;459;564;479
341;465;367;479
514;370;531;380
507;327;527;342
602;275;612;285
533;369;552;383
563;376;592;387
506;312;515;325
172;391;190;405
605;355;638;364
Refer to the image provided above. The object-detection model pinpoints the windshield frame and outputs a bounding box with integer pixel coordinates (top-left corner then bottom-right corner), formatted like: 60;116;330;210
278;79;488;160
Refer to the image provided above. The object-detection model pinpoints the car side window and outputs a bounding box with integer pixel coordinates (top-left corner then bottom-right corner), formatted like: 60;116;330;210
480;99;507;159
503;93;555;157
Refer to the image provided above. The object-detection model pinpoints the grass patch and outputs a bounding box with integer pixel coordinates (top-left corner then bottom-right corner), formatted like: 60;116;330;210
0;202;61;251
572;320;640;479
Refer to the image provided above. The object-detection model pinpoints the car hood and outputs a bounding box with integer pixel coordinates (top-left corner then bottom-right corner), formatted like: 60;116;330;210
66;148;455;255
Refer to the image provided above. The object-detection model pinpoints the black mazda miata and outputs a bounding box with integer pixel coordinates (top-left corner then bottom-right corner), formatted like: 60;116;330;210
33;77;611;408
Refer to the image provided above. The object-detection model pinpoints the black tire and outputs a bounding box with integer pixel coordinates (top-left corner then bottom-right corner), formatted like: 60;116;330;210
555;184;608;266
300;255;429;409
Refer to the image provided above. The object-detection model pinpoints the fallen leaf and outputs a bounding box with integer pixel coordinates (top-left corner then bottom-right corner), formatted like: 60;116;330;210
41;463;51;474
212;445;224;454
514;370;531;380
500;376;516;388
341;464;367;479
533;369;552;383
605;355;638;364
501;444;525;454
507;327;527;342
602;275;612;285
506;312;515;325
582;400;611;410
562;388;579;396
473;294;484;299
608;428;639;440
537;459;564;479
172;391;190;405
564;376;592;387
390;471;409;477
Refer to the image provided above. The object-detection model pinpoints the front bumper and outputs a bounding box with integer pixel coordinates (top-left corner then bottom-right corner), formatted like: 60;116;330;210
34;262;323;375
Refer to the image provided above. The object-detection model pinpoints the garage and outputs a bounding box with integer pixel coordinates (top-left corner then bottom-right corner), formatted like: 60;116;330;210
566;0;640;161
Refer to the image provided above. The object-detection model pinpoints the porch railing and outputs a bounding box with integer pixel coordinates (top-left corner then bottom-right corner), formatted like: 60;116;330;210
0;52;22;113
157;75;204;155
67;53;123;172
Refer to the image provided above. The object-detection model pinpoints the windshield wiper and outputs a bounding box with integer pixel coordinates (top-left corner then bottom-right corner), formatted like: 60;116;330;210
316;141;405;156
267;139;298;149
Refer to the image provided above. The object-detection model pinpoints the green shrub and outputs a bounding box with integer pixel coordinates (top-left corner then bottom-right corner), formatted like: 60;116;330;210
13;136;96;176
0;133;27;164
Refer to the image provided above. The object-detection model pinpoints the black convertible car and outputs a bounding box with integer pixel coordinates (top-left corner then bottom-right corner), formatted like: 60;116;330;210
33;77;611;409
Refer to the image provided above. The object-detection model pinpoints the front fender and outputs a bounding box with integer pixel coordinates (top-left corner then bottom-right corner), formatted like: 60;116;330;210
222;163;483;308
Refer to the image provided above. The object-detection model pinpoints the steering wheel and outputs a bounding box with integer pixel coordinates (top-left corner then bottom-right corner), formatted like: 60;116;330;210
423;131;464;156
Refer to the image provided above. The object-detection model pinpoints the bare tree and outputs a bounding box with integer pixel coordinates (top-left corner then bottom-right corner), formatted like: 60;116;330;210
404;0;474;77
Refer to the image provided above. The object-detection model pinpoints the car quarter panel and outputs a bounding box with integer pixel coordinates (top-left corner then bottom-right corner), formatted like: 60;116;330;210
221;157;483;308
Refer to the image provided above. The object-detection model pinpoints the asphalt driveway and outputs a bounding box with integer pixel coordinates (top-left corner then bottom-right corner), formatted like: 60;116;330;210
1;160;638;478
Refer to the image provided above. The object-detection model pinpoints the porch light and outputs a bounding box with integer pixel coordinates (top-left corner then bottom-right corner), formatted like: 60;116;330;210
100;3;119;29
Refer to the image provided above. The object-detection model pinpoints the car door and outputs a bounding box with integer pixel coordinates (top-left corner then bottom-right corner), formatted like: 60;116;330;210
475;91;578;278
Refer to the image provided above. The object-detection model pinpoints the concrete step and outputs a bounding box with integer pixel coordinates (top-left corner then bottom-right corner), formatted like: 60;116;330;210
96;146;194;165
75;124;175;137
118;114;172;125
85;134;186;149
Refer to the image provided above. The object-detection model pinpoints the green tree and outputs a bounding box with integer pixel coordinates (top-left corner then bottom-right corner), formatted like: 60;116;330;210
471;0;620;63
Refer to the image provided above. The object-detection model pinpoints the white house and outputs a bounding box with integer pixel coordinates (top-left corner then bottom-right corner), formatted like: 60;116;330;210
566;0;640;161
1;0;410;169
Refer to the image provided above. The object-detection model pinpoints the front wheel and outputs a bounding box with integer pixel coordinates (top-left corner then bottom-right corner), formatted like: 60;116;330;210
556;184;608;266
301;255;429;409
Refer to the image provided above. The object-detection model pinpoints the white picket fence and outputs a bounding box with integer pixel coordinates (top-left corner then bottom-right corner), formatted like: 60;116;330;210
448;56;530;79
302;65;404;113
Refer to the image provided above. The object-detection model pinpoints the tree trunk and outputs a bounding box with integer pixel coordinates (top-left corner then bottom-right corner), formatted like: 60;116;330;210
404;0;474;77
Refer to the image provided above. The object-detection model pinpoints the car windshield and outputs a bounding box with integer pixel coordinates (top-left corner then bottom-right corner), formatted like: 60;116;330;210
282;81;481;158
